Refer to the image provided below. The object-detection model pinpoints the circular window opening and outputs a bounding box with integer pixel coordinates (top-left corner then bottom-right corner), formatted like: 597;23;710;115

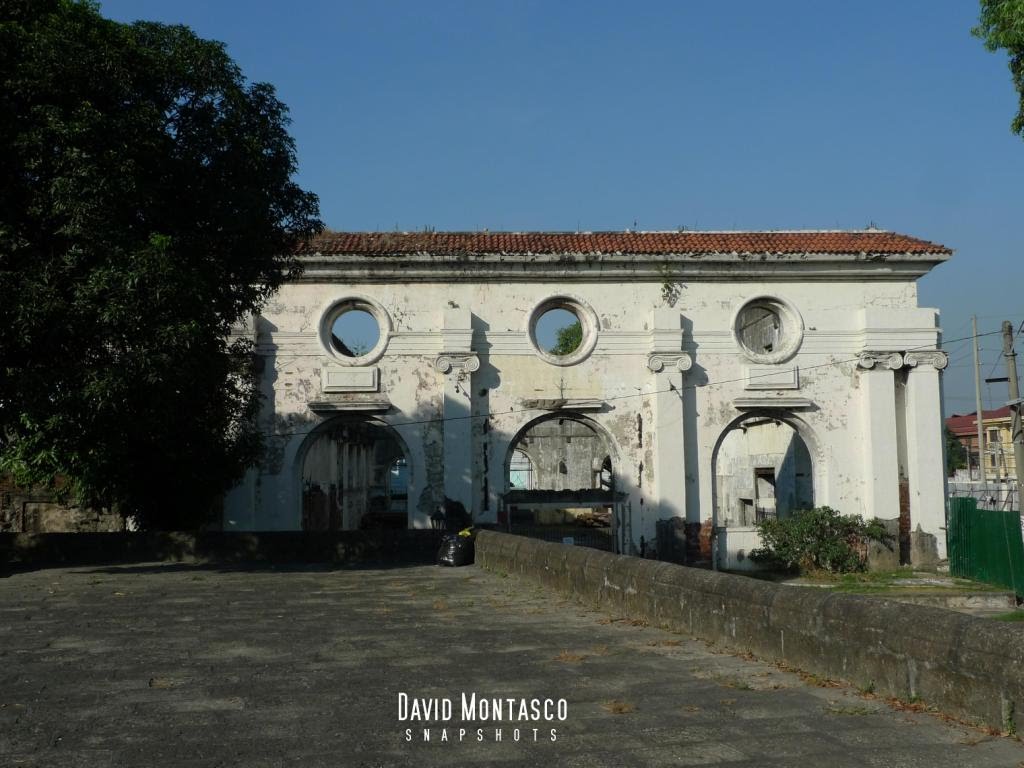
733;297;802;364
536;307;582;357
736;303;781;356
528;296;598;366
330;308;380;358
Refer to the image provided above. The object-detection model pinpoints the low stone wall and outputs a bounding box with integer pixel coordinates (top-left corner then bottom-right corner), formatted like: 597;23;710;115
0;530;441;567
475;530;1024;732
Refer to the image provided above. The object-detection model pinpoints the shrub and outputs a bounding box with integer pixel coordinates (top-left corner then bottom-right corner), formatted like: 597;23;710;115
749;506;891;574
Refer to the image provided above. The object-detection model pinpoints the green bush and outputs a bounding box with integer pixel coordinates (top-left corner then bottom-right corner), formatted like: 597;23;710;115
749;506;891;574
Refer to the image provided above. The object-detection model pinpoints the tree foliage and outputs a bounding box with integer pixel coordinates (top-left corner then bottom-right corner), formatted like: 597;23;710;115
750;506;891;574
975;0;1024;135
0;1;321;527
550;320;582;356
945;425;968;476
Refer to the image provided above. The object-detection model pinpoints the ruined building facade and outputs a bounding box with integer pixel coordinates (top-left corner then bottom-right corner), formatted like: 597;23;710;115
223;231;952;566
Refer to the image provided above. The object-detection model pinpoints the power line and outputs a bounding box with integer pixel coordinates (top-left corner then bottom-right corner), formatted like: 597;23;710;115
261;328;1004;438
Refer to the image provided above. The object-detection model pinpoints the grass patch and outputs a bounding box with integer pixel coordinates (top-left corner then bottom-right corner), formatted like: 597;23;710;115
991;611;1024;622
791;569;1006;595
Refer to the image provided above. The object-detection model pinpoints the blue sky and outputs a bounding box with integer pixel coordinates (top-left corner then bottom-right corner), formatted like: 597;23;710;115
99;0;1023;415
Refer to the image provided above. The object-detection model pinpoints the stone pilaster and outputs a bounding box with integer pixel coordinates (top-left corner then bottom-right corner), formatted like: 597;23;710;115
903;350;949;560
436;307;478;518
856;352;902;522
646;349;692;524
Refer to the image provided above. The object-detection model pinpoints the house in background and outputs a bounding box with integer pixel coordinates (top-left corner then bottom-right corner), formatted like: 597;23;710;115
946;407;1019;512
946;407;1016;482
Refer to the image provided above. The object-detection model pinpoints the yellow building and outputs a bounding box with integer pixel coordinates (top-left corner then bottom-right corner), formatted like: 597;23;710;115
983;409;1017;481
947;406;1016;481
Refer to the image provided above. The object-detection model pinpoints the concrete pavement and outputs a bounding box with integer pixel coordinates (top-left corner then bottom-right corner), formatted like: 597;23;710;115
1;563;1021;767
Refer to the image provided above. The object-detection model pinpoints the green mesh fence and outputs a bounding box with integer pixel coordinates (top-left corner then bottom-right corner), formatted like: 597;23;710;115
947;496;1024;596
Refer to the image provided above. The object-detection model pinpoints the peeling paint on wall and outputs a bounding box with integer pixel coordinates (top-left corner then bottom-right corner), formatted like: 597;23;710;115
223;244;950;564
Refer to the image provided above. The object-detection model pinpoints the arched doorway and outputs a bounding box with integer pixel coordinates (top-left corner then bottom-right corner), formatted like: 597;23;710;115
508;449;536;490
711;412;814;569
501;414;622;551
300;419;410;530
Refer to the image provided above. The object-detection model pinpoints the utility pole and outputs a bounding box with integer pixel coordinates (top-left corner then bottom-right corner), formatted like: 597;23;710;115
972;316;986;481
1002;321;1024;509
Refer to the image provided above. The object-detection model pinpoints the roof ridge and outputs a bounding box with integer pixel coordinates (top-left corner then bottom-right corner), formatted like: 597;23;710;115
299;230;952;256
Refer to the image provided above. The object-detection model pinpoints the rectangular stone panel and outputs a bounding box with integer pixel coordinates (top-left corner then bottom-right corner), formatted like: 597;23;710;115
321;366;379;393
745;366;799;390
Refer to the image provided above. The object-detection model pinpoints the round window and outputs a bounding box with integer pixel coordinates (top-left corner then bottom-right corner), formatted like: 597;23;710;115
527;296;598;365
733;296;802;364
536;307;582;357
320;297;391;364
330;309;380;357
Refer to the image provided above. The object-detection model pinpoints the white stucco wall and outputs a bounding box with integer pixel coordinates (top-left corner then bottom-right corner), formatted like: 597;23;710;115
223;239;949;565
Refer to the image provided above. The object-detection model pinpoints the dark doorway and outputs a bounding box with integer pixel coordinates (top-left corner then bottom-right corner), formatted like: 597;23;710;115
301;421;409;530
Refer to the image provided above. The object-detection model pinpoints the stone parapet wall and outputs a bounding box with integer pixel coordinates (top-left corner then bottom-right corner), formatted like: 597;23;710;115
0;530;440;567
475;530;1024;732
0;478;123;533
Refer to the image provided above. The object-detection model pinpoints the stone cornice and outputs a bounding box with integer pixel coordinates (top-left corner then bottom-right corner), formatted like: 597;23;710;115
904;350;949;370
857;352;905;370
294;252;947;284
308;399;391;414
733;396;815;410
434;353;480;374
647;352;693;373
518;398;604;412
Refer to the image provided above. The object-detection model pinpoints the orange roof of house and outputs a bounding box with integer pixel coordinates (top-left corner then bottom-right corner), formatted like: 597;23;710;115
946;407;1012;436
298;230;951;256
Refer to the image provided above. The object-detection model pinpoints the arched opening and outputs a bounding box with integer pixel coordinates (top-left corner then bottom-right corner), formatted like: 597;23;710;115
501;414;623;551
300;419;410;530
711;412;815;569
509;449;536;490
715;416;813;526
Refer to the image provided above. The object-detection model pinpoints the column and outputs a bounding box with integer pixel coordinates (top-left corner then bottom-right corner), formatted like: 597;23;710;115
647;351;693;521
434;307;478;519
903;350;949;560
856;352;903;521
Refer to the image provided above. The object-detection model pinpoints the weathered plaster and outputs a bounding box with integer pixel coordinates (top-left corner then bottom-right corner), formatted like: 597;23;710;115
225;239;950;566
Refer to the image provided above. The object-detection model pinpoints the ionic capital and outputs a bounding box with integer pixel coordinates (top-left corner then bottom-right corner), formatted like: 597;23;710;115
857;351;905;371
903;350;949;371
647;352;693;373
434;353;480;374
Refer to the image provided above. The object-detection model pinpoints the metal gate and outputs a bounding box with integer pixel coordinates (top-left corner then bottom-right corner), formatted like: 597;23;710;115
947;496;1024;596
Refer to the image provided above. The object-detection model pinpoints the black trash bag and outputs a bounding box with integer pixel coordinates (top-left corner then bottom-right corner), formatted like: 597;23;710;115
437;531;475;567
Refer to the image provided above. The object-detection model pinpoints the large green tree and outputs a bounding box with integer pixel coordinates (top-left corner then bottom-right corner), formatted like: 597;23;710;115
0;1;321;527
975;0;1024;135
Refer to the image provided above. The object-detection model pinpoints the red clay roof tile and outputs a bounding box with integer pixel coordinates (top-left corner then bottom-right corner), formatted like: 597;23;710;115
297;231;951;256
946;407;1012;435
